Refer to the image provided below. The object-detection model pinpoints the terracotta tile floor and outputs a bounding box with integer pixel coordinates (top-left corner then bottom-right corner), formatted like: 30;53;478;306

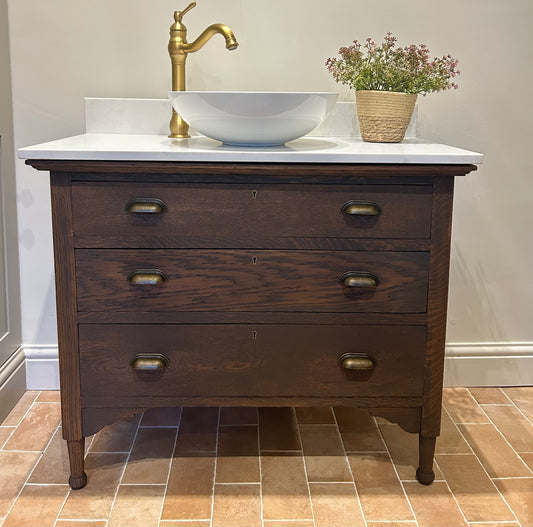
1;387;532;527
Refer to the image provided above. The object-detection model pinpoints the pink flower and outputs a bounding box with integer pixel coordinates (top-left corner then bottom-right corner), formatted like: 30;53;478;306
325;33;460;94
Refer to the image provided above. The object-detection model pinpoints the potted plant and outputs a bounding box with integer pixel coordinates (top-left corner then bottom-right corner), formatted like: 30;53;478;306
326;33;460;142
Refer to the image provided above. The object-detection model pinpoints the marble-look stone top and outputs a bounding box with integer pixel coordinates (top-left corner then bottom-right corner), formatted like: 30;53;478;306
18;97;483;164
19;133;483;164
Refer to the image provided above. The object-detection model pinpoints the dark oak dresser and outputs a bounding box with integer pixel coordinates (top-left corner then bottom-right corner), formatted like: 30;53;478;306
25;159;476;489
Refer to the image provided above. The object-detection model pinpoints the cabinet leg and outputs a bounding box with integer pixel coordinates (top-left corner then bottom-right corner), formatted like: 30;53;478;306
67;438;87;490
416;435;436;485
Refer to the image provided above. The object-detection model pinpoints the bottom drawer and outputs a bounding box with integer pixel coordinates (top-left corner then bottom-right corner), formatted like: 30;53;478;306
79;324;427;398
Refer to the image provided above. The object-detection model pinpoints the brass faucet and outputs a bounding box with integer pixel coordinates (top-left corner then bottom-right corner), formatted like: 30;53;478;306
168;2;239;138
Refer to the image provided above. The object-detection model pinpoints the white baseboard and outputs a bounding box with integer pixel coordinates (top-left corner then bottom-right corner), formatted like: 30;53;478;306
22;342;533;391
24;345;60;390
444;342;533;387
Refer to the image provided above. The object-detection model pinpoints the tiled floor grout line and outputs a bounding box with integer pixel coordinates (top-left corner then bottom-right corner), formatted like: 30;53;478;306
209;407;221;527
294;407;316;527
50;420;75;527
220;422;259;427
440;464;471;527
499;388;520;404
52;483;73;527
4;393;533;527
260;449;303;453
472;403;514;406
373;523;415;524
499;387;533;428
0;466;43;526
442;400;523;527
0;448;48;454
435;452;477;456
0;426;17;450
87;450;131;454
157;408;183;527
0;391;42;452
119;482;168;485
373;415;420;527
26;482;70;486
1;392;55;526
467;393;533;476
85;430;96;452
10;391;41;427
433;406;478;525
255;408;265;527
345;449;389;454
105;412;143;525
468;522;519;525
214;481;261;485
477;386;513;405
331;408;368;527
492;476;533;480
139;425;179;429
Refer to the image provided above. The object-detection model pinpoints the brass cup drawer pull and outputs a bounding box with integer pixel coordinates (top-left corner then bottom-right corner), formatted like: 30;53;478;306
338;353;375;371
341;200;381;216
130;353;169;372
339;271;379;288
125;198;167;214
127;269;168;285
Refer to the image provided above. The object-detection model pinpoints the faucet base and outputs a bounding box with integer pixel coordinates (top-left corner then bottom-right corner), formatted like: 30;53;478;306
169;109;190;139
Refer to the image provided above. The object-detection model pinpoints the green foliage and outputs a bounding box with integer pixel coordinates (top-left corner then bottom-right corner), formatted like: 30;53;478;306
326;33;460;95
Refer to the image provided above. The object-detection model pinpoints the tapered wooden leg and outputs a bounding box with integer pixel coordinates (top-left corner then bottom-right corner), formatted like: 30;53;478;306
67;438;87;489
416;435;436;485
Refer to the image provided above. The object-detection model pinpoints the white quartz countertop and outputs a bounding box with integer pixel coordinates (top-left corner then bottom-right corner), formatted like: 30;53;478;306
18;133;483;164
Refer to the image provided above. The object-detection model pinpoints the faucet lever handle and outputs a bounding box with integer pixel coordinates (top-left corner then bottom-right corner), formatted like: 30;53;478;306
175;1;196;22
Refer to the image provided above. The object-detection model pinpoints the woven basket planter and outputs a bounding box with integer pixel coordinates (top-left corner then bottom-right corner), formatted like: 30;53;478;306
356;90;417;143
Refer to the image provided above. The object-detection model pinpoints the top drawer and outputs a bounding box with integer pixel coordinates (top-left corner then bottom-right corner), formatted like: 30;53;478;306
71;182;432;247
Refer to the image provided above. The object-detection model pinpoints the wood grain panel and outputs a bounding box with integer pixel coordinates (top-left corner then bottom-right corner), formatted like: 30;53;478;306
421;177;455;438
71;182;432;246
49;172;82;441
81;396;422;409
26;159;477;180
76;310;427;325
78;324;427;398
27;159;477;489
75;249;429;313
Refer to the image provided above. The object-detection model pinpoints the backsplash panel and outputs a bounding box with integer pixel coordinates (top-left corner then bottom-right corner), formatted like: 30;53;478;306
85;98;418;139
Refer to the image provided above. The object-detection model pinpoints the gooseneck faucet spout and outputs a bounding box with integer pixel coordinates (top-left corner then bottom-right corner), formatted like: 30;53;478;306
168;2;239;138
184;24;239;54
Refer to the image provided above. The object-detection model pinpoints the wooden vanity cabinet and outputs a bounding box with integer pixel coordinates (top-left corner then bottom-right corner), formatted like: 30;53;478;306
26;160;476;489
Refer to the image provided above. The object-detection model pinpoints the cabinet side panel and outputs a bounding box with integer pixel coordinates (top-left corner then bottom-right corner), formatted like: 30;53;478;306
50;172;82;440
422;176;455;437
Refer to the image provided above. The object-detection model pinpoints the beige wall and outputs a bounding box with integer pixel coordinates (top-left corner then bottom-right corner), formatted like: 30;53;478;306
7;1;533;350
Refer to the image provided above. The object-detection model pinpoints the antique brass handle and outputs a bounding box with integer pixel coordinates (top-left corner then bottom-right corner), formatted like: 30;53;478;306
127;269;168;285
338;353;375;371
341;200;381;216
125;198;167;214
339;271;379;288
130;354;170;371
176;1;196;22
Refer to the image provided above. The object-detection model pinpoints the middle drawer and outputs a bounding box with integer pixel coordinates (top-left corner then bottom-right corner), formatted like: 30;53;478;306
76;249;429;313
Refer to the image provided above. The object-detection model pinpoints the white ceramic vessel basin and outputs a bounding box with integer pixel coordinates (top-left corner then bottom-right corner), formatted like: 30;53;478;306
168;91;338;146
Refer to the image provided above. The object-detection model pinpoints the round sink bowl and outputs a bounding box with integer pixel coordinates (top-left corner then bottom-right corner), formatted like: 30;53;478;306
168;91;338;146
